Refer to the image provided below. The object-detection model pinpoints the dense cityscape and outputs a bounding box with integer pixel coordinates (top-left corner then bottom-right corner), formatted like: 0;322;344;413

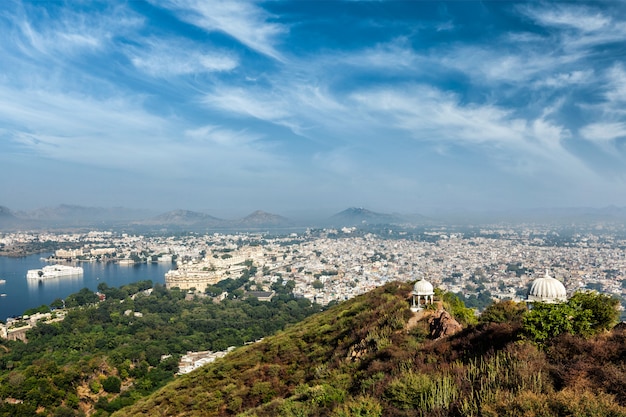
2;224;625;312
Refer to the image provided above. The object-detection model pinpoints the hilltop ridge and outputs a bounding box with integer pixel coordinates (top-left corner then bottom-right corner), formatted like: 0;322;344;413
114;283;626;417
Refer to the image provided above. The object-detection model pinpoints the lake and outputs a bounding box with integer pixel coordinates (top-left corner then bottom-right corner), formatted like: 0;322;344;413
0;253;170;321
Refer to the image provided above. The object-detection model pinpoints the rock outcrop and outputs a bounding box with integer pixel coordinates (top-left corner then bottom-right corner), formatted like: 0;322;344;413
429;309;463;339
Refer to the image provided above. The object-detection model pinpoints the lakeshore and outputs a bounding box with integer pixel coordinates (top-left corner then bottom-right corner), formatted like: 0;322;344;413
0;253;168;321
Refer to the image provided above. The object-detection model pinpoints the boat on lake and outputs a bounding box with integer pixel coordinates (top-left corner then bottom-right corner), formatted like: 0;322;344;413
26;265;83;280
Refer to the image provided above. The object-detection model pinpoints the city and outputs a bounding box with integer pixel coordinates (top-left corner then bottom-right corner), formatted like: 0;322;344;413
1;224;624;312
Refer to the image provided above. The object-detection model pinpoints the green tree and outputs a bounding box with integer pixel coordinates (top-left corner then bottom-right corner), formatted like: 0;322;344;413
523;290;621;345
479;300;527;324
102;376;121;393
568;290;620;332
441;291;477;326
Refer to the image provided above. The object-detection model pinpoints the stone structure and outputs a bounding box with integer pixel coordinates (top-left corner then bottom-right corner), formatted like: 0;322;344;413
527;269;567;303
411;276;434;311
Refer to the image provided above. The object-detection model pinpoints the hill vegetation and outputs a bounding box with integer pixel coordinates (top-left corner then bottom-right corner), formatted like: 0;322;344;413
1;278;623;417
114;283;624;417
0;280;320;417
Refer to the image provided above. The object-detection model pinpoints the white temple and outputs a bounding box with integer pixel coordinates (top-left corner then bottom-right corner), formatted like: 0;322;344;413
411;275;434;312
527;269;567;303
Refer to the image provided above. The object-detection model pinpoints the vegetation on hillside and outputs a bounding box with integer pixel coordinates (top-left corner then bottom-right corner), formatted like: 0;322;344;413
1;275;622;417
0;278;320;417
114;283;624;417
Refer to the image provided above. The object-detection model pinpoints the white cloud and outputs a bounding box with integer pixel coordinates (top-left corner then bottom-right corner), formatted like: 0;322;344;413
535;70;593;88
0;85;283;179
519;4;626;51
184;125;260;146
204;87;290;121
9;5;141;59
581;122;626;143
151;0;287;61
347;84;597;179
339;38;424;70
523;6;610;32
605;65;626;104
127;38;238;77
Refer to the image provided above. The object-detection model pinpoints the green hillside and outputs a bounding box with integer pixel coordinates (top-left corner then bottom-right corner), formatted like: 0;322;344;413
0;279;320;417
113;283;626;417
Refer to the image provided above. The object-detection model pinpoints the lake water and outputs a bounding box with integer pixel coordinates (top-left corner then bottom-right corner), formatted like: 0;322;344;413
0;253;170;321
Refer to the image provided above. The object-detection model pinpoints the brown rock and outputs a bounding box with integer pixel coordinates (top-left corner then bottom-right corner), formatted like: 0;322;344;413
429;310;463;339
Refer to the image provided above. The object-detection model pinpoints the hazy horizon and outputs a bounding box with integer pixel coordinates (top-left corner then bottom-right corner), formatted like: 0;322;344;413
2;1;626;214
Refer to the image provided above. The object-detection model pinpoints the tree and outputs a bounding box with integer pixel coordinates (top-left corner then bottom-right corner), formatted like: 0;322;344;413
65;288;99;308
441;292;477;326
568;290;620;332
522;291;619;344
479;300;527;324
102;376;121;393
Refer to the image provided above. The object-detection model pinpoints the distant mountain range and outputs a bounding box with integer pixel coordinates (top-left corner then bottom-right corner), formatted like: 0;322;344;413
2;204;626;231
0;204;152;230
138;209;293;230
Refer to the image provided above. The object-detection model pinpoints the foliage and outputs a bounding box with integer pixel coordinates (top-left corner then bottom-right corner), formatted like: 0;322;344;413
102;376;122;393
0;279;320;417
24;304;52;316
113;282;626;417
441;291;478;326
523;290;620;344
479;300;527;324
568;290;620;331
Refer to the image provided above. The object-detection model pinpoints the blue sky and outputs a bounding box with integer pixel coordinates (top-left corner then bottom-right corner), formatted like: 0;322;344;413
1;1;626;217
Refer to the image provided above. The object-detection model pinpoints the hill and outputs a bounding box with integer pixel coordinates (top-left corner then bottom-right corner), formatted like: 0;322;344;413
142;209;224;227
233;210;292;228
328;207;403;226
114;284;626;417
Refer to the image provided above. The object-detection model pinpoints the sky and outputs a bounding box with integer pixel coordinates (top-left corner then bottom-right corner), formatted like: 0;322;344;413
1;1;626;217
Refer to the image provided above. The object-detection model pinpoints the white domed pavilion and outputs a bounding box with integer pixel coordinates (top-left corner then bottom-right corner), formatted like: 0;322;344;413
411;275;434;311
527;270;567;303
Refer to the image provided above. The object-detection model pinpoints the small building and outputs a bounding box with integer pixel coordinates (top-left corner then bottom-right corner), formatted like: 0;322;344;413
411;276;434;312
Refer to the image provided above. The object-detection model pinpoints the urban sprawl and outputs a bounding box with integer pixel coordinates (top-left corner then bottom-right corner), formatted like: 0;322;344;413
2;226;625;308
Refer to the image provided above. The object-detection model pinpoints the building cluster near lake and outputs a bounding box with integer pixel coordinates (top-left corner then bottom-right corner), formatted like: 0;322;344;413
1;225;625;314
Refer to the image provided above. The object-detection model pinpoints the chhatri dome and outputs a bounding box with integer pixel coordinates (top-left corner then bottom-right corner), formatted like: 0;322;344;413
411;274;434;311
527;269;567;303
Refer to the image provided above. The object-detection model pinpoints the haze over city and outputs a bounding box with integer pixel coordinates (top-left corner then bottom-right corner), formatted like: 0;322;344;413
2;1;626;217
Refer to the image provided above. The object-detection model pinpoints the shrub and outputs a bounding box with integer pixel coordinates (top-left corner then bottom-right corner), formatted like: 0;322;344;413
331;396;383;417
480;300;527;324
102;375;121;393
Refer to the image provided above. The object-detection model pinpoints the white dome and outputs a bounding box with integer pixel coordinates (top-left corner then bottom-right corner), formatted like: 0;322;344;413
527;270;567;303
413;277;434;296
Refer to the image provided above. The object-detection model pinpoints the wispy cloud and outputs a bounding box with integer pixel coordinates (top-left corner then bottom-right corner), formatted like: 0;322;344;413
580;122;626;144
7;4;141;59
0;84;283;180
605;64;626;105
522;5;610;32
519;4;626;50
126;37;238;77
151;0;287;61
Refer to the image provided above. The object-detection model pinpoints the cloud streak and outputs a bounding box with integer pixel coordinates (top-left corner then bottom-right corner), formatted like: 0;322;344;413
1;1;626;211
151;0;287;61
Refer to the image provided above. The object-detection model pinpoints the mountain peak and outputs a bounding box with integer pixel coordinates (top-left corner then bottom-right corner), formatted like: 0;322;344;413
329;207;401;226
238;210;290;227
